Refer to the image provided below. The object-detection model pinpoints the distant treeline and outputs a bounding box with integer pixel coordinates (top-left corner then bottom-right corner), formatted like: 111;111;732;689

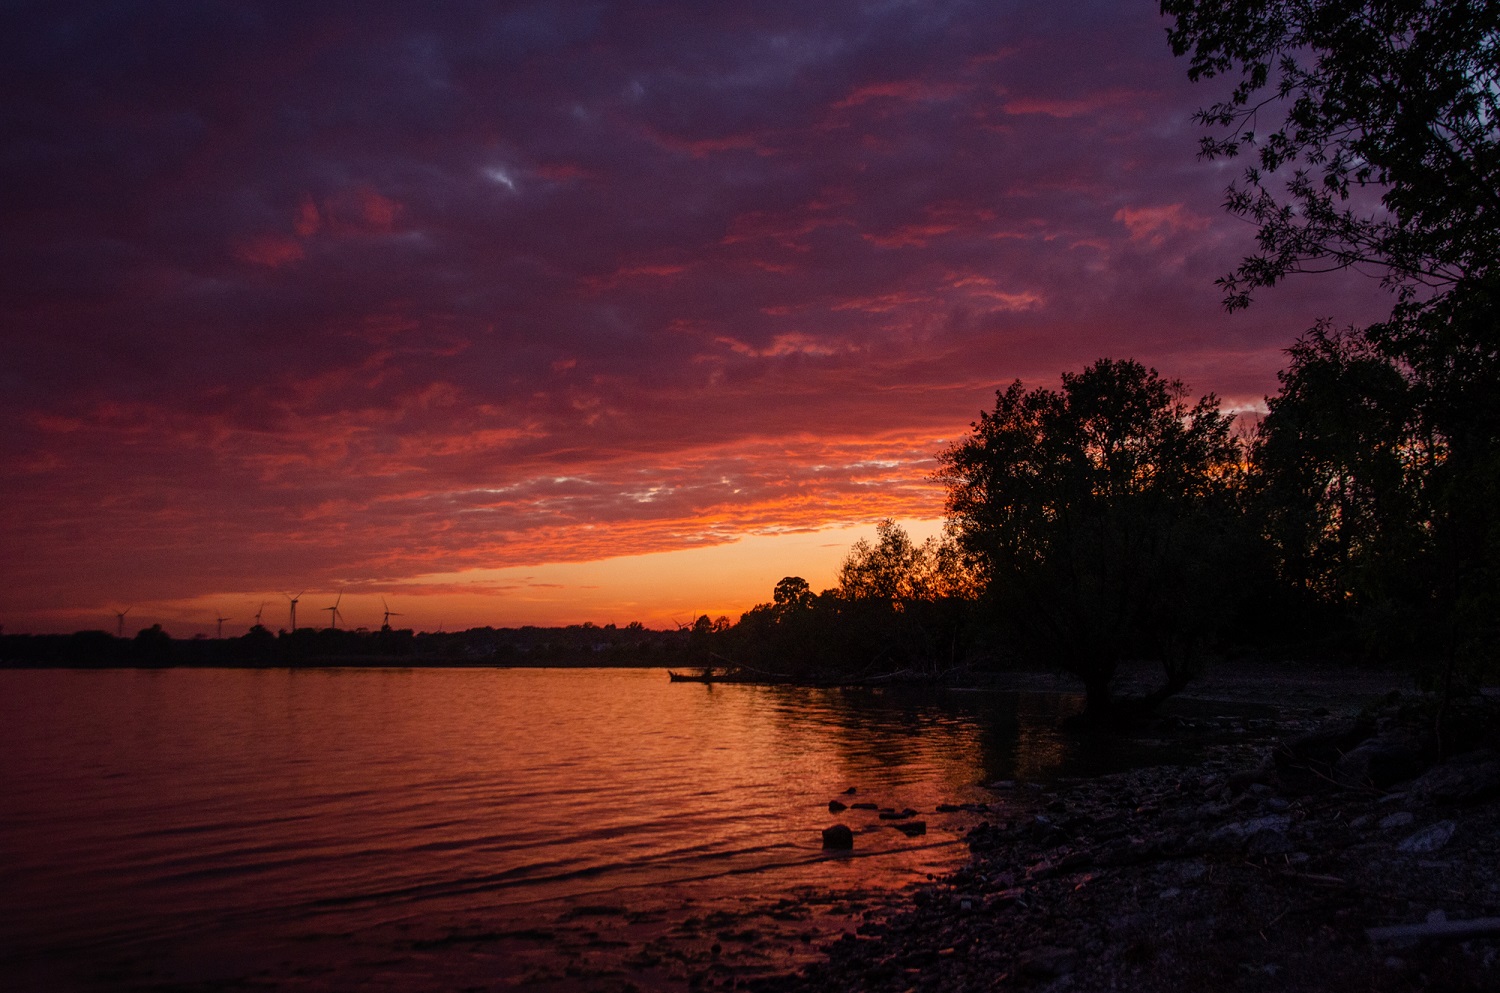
0;622;697;668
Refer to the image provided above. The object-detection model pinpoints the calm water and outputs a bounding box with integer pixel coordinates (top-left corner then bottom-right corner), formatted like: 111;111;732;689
0;667;1112;991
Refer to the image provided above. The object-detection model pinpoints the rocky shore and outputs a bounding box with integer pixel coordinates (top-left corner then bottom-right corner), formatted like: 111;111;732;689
760;688;1500;993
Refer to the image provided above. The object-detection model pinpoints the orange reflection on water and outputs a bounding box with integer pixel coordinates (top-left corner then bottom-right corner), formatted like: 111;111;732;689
0;668;1092;990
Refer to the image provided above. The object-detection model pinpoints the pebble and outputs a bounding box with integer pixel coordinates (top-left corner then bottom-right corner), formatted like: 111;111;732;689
1018;945;1078;978
1397;820;1457;853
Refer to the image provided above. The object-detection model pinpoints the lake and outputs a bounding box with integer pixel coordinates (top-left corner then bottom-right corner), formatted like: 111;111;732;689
0;666;1137;991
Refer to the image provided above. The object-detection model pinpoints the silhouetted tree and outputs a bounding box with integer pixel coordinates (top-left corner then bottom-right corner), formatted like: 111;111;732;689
1250;325;1427;611
940;359;1243;723
772;576;817;613
1162;0;1500;313
1166;2;1500;691
839;521;924;603
132;623;173;664
240;623;276;659
837;520;980;674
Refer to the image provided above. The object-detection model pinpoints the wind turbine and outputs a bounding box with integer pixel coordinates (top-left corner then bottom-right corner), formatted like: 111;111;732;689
285;592;304;632
115;607;131;638
254;601;268;628
215;614;231;639
323;592;343;630
381;597;403;630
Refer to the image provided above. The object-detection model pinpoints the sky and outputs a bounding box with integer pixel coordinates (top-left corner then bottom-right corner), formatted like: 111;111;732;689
1;1;1395;637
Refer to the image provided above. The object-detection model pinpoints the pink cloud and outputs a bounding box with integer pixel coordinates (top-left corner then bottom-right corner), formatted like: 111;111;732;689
294;195;322;237
832;78;971;110
1114;203;1212;245
1002;89;1147;119
234;235;305;268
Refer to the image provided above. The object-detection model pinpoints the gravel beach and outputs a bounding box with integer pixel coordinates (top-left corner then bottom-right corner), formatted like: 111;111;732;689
757;666;1500;993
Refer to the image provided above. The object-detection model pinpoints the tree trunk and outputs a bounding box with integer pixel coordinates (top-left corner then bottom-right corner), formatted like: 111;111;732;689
1081;671;1115;725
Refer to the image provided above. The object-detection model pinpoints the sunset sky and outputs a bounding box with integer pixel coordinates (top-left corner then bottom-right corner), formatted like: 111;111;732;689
2;1;1394;637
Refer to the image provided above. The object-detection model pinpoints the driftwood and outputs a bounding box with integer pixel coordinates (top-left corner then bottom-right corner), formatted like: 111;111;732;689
1366;917;1500;943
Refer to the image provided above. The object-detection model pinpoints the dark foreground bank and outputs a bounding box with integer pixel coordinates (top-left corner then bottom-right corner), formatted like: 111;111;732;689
758;688;1500;993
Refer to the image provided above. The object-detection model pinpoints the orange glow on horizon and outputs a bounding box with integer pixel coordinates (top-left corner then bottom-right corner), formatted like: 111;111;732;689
29;520;946;638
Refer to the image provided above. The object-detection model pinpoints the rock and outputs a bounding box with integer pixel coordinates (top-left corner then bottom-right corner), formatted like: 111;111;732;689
1176;860;1209;883
892;821;927;837
1227;761;1276;795
1275;719;1376;790
1057;850;1093;871
843;786;858;794
822;824;854;850
1334;731;1428;789
1397;820;1456;853
1409;751;1500;805
1378;811;1414;830
1018;945;1078;978
828;800;848;813
1247;827;1294;855
1027;860;1059;882
989;886;1026;908
1208;815;1291;852
850;802;878;810
879;808;918;820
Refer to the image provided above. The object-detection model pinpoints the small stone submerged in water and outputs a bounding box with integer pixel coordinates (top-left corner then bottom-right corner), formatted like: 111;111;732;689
822;824;854;850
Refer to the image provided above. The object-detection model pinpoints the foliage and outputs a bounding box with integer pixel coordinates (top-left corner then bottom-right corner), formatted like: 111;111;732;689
836;520;981;675
772;576;817;612
1248;315;1500;686
1164;2;1500;689
720;523;983;680
1249;323;1428;608
939;359;1243;720
1161;0;1500;311
132;623;173;662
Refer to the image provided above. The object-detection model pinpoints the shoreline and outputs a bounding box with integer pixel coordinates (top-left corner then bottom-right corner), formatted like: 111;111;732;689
757;674;1500;993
